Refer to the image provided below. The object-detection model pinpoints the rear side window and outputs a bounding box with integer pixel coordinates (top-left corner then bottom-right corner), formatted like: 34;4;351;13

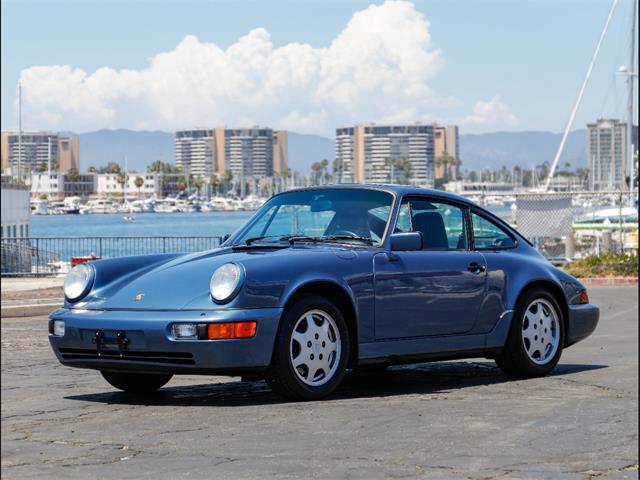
471;212;515;249
398;198;468;250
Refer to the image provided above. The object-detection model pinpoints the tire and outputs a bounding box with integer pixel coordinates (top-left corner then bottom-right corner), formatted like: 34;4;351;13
101;371;172;393
266;295;349;400
496;287;565;378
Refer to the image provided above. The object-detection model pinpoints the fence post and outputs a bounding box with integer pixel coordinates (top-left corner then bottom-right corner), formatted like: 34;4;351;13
601;230;612;254
565;230;575;260
35;238;39;275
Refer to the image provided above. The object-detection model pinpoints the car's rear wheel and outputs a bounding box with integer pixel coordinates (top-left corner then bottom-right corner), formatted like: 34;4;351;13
496;287;564;378
101;371;172;393
266;295;349;400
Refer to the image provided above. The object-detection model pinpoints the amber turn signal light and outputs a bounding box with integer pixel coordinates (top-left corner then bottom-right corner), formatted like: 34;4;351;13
579;289;589;304
207;321;257;339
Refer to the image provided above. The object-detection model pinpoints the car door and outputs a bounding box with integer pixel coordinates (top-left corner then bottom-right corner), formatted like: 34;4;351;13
374;197;487;339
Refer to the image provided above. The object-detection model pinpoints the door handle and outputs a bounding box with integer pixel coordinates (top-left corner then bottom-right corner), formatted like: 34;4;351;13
467;262;486;273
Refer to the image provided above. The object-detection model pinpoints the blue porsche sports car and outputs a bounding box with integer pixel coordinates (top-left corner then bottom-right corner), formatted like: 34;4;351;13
49;185;599;400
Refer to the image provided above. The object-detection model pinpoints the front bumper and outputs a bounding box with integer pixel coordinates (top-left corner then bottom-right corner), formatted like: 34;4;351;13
48;307;283;375
566;303;599;347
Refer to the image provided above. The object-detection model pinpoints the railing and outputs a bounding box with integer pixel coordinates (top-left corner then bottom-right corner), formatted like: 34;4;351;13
1;236;224;276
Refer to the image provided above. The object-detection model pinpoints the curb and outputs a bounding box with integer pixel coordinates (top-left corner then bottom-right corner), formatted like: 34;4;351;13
579;277;638;286
1;303;61;318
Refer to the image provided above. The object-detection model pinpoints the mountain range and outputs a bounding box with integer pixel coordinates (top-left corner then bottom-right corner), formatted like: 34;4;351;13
73;128;588;174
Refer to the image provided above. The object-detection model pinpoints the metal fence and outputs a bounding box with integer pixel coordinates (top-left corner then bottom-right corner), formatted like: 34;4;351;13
1;236;224;276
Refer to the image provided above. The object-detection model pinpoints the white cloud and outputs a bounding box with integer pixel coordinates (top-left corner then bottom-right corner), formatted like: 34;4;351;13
463;95;519;130
16;0;449;135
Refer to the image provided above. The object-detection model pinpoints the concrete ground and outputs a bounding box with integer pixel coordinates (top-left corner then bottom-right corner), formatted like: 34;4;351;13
1;286;637;480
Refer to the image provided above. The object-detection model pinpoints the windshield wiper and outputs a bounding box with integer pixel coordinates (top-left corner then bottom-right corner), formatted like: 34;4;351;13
321;235;376;245
242;235;291;245
239;234;375;247
241;234;317;246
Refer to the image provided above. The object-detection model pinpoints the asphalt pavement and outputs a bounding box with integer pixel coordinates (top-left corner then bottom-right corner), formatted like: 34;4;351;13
1;286;638;479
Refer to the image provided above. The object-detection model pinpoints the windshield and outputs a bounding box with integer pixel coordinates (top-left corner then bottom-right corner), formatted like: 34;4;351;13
228;188;394;247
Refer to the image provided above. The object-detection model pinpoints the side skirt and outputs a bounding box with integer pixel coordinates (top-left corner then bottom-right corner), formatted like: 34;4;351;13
359;333;491;366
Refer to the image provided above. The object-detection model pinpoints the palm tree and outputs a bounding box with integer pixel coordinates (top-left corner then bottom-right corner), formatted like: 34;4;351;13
320;159;329;184
209;175;221;196
99;162;121;174
223;170;233;194
310;162;322;185
67;167;81;182
193;176;204;197
134;176;144;198
116;172;128;198
332;159;344;183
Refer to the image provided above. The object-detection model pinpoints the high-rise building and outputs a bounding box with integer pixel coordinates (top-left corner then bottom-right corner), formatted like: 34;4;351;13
587;119;628;190
175;129;215;177
1;132;80;175
434;125;460;180
335;124;435;185
175;127;288;178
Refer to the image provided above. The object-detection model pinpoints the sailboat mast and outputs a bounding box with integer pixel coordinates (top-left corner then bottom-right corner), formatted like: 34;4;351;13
47;137;51;199
17;83;22;180
544;0;619;191
626;0;637;193
124;155;128;204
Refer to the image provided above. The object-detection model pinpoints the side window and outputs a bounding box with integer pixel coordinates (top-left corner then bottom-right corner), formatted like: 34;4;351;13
395;203;412;233
400;198;468;250
471;213;515;249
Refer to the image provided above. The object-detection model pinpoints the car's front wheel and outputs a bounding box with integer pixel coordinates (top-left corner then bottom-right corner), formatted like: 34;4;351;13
101;371;172;393
496;287;564;378
266;295;349;400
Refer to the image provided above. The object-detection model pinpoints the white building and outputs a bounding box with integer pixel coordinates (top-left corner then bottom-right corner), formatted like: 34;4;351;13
95;173;160;197
30;173;65;200
1;178;31;239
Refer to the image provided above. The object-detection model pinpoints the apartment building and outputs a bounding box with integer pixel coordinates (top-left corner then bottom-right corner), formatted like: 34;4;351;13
1;132;79;175
587;119;637;190
175;127;288;178
434;125;460;180
335;124;436;185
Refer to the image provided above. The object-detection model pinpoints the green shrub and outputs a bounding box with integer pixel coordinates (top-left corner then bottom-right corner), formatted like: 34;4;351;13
563;253;639;278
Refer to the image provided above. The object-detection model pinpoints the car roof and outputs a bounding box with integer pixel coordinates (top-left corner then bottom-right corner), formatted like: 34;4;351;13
281;183;473;205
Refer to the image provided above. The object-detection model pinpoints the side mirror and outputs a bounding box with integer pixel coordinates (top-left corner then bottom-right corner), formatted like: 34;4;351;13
390;232;422;251
222;233;230;243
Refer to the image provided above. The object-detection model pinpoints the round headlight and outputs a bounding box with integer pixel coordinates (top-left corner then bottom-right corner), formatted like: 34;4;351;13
64;263;94;301
210;263;243;303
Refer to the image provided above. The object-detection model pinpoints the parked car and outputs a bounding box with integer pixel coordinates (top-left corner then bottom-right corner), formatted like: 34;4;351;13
49;185;599;400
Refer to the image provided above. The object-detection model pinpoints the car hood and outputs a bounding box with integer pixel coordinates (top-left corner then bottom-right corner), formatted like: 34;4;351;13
74;245;358;311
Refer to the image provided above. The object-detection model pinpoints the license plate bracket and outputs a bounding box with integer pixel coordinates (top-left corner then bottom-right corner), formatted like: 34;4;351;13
93;330;129;357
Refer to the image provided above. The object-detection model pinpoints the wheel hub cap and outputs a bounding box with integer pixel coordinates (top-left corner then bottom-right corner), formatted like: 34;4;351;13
290;309;341;387
522;298;560;365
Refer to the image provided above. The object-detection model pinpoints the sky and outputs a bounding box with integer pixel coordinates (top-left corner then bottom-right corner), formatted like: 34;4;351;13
1;0;637;137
